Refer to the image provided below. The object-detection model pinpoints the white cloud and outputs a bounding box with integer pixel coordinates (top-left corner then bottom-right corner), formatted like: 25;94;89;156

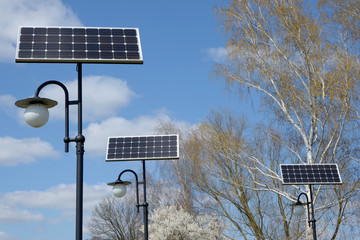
84;111;194;157
205;47;228;63
83;112;171;157
40;75;136;122
0;204;44;224
0;0;82;62
2;183;108;211
0;183;109;224
0;136;59;166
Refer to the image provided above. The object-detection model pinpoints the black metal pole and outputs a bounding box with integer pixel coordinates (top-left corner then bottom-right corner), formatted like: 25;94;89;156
309;185;317;240
75;63;85;240
29;63;85;240
142;160;149;240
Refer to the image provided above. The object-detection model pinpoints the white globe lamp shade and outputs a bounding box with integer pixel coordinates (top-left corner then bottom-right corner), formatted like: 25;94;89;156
24;104;49;128
294;204;306;217
112;184;127;198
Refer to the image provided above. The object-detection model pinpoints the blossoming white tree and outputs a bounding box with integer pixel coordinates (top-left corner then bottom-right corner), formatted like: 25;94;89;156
147;205;225;240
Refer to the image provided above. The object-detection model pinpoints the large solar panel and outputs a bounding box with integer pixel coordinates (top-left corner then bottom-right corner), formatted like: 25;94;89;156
106;134;179;162
16;26;143;64
280;164;342;185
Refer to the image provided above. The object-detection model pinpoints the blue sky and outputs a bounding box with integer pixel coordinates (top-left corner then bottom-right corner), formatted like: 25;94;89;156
0;0;252;239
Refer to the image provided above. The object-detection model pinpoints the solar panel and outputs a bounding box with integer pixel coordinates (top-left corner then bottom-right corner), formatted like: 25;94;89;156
280;164;342;185
16;26;143;64
106;134;179;162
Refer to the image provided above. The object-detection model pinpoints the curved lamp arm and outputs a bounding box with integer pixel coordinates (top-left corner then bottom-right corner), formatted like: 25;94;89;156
295;192;311;227
115;169;141;213
34;80;71;152
295;186;317;240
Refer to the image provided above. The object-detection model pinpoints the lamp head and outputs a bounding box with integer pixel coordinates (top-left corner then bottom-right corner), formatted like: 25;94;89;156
15;97;57;128
107;180;131;198
293;200;306;217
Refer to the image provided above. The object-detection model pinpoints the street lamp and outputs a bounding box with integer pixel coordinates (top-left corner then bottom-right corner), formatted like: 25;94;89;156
22;99;56;127
105;134;179;240
111;180;131;198
293;190;317;240
108;164;149;240
15;64;85;240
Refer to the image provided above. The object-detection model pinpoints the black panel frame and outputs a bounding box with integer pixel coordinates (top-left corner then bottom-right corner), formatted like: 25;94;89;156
106;134;180;162
16;26;143;64
280;164;342;185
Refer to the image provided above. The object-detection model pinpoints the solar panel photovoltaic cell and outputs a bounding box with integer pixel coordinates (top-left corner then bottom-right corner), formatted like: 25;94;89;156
106;134;179;161
16;26;143;64
280;164;342;185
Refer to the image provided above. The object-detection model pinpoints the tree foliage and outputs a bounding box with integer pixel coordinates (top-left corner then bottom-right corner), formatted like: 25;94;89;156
210;0;360;239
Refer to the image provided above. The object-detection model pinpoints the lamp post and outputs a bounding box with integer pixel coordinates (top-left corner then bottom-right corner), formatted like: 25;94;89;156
293;186;317;240
15;63;85;240
107;160;149;240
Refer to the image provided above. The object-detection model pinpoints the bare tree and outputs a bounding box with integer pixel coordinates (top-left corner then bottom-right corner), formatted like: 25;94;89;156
87;195;142;240
183;111;301;239
168;109;359;239
211;0;360;239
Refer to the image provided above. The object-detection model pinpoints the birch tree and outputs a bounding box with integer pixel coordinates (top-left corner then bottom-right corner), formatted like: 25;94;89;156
180;109;360;239
209;0;360;239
